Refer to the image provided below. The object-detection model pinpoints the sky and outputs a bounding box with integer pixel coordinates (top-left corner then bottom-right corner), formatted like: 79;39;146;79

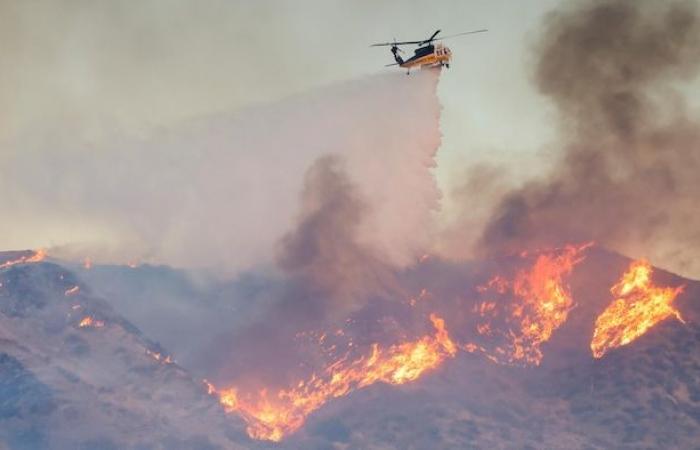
2;0;560;168
6;0;700;275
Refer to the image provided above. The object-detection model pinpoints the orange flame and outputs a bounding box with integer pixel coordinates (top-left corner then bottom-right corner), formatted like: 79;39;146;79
591;260;684;359
78;316;104;328
64;286;80;297
474;243;589;365
0;249;47;269
145;349;174;364
207;314;456;442
476;275;508;294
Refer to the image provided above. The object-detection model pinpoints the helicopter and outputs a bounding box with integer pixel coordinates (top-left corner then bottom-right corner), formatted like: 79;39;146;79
371;29;487;74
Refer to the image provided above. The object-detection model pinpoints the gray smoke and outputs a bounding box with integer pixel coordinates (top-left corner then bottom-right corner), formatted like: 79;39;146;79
277;155;398;315
471;0;700;277
0;70;441;275
206;155;402;387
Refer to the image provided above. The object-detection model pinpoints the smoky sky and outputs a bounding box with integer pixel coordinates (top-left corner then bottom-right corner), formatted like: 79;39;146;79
0;69;441;274
470;0;700;277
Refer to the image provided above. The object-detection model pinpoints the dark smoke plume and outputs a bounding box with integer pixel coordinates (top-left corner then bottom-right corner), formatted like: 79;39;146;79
475;0;700;277
277;155;397;314
207;156;401;387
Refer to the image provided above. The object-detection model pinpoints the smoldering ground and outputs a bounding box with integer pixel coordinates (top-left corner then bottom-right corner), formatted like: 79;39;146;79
445;0;700;279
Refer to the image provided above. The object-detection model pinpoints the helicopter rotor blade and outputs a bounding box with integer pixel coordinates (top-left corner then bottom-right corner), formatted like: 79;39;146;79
433;29;488;41
370;40;424;47
371;29;487;47
420;29;441;45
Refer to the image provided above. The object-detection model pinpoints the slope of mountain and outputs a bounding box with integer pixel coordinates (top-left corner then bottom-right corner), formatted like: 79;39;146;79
3;247;698;449
0;253;249;450
276;247;700;450
63;262;275;375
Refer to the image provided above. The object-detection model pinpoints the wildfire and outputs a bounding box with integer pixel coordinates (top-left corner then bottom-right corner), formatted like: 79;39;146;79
476;275;508;294
474;243;590;365
408;288;432;306
0;249;47;269
145;349;174;364
83;257;92;270
78;316;105;328
207;314;456;442
64;286;80;296
591;260;685;359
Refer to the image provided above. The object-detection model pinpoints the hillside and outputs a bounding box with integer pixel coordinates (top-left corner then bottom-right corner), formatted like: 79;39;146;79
0;252;248;450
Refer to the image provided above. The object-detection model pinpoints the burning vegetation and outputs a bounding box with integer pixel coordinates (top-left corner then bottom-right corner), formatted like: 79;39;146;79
64;285;80;296
591;260;685;359
78;316;105;328
0;249;47;269
470;243;589;365
145;349;174;364
204;243;690;442
206;314;457;441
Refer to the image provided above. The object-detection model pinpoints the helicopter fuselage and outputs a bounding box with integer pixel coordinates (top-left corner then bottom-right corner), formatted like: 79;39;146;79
396;43;452;70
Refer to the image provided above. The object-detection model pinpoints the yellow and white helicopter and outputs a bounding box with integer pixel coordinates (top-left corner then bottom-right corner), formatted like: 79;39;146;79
371;29;487;74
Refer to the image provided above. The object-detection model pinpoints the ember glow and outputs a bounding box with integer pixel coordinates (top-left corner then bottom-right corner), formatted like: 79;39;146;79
64;286;80;296
145;349;173;364
591;260;685;359
0;249;47;269
207;314;456;442
78;316;105;328
474;243;590;365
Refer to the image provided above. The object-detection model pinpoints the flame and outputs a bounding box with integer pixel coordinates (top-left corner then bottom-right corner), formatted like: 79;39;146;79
207;314;456;442
78;316;104;328
83;257;92;270
408;288;432;306
64;286;80;296
0;249;47;269
476;276;509;294
474;243;590;365
591;260;685;359
145;349;174;364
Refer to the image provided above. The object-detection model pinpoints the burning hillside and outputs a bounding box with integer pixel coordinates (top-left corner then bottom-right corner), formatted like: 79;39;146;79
1;244;696;448
193;242;691;444
591;259;685;359
205;314;456;441
3;0;700;449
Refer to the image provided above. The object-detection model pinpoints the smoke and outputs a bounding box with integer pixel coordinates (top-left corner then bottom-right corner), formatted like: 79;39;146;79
452;0;700;277
12;68;444;388
1;70;441;274
277;156;398;313
199;153;415;387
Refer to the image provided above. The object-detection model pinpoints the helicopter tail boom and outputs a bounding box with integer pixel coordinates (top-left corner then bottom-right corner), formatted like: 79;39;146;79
391;46;404;65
